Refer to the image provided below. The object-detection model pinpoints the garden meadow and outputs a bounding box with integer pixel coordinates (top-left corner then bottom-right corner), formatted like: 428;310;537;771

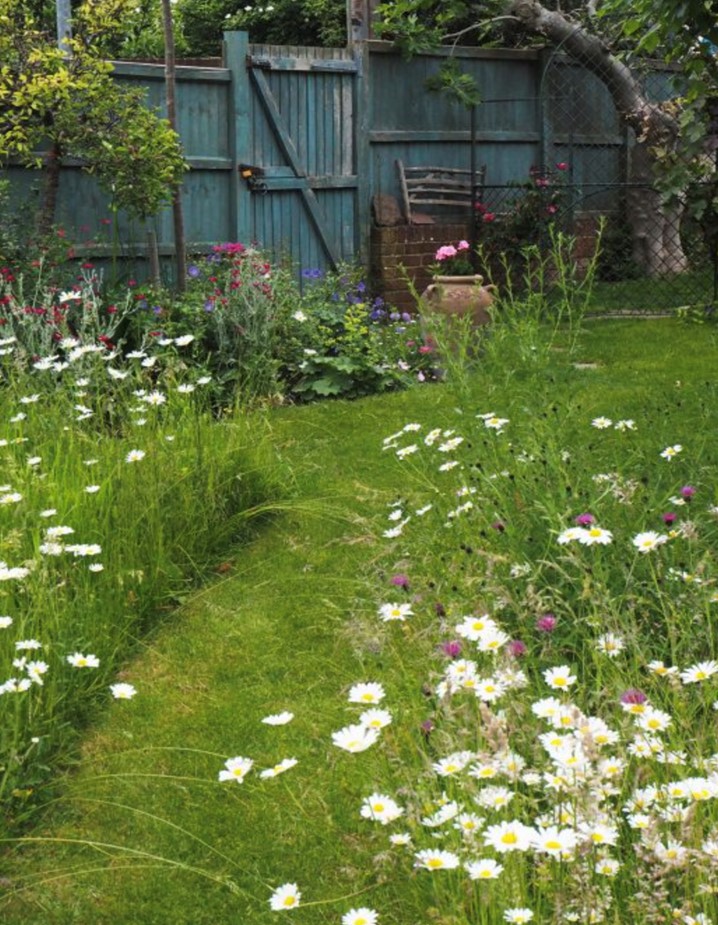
0;230;717;925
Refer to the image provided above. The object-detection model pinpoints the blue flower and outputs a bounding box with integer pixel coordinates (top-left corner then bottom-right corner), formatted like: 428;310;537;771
301;268;323;279
204;299;215;312
187;264;200;278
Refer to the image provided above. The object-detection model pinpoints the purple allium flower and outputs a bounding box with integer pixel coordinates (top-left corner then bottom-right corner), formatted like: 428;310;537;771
574;513;595;526
536;613;557;633
507;639;527;658
441;640;462;658
662;512;677;525
620;688;648;705
401;312;412;323
680;485;696;499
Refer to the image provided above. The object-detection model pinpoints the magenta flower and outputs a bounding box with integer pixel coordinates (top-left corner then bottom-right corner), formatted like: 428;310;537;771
536;613;557;633
662;512;677;525
574;513;595;526
390;573;410;588
441;640;462;658
507;639;527;658
620;688;647;705
680;485;696;499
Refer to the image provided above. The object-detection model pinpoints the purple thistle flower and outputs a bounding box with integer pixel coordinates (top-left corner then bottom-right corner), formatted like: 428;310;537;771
680;485;696;499
662;512;677;525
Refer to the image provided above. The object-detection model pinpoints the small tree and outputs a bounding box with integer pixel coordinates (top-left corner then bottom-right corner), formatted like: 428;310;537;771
0;0;187;236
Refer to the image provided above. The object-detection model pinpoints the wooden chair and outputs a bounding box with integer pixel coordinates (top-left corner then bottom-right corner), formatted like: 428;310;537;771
396;159;487;224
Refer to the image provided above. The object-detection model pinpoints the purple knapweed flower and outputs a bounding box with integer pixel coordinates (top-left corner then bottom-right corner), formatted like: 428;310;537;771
620;688;648;705
441;640;462;659
680;485;696;499
491;520;506;532
507;639;527;658
574;513;595;526
536;613;557;633
390;573;410;588
662;512;677;525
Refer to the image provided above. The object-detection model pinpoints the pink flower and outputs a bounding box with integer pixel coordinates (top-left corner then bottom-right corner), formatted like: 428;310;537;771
662;512;677;525
482;212;496;223
507;640;527;658
620;688;647;705
680;485;696;499
435;245;458;262
441;640;462;658
391;573;410;588
556;162;569;171
457;240;470;251
536;613;557;633
574;513;595;526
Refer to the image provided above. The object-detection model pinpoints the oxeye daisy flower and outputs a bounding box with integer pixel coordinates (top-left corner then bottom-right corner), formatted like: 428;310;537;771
0;616;12;629
632;531;668;553
596;633;625;656
389;832;412;846
557;526;586;545
269;883;301;911
577;526;613;546
377;602;413;622
591;416;612;429
680;660;718;684
331;724;379;752
67;652;99;668
483;820;535;852
532;826;577;857
637;707;672;733
348;682;385;704
543;665;577;689
413;849;460;870
660;444;682;460
595;857;620;876
503;910;534;925
262;711;294;725
110;682;136;700
455;614;498;640
259;758;298;779
465;858;503;880
174;334;195;347
125;449;146;463
359;708;392;729
218;755;253;783
342;908;378;925
360;792;404;824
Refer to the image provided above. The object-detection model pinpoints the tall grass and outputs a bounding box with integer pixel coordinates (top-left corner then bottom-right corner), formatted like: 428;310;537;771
0;340;280;832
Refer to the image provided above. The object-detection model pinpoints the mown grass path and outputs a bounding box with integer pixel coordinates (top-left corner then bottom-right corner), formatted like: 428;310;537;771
2;319;716;924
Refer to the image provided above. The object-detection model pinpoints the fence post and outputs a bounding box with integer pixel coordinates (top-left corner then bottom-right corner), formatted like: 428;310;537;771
354;40;371;267
224;31;252;245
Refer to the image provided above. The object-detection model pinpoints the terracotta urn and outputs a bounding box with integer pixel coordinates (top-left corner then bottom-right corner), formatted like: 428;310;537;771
420;274;496;327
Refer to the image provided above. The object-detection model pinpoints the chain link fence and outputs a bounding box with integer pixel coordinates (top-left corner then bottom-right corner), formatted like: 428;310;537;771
470;49;715;315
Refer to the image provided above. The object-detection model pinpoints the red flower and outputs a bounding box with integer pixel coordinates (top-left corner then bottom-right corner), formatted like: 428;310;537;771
482;212;496;223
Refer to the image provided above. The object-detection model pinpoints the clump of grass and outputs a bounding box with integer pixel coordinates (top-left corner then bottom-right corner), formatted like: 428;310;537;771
0;335;281;833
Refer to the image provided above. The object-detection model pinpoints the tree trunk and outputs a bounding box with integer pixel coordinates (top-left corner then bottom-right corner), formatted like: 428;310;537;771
509;0;688;276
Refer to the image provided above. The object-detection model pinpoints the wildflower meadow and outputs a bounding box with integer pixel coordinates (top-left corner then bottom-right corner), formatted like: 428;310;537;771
0;236;717;925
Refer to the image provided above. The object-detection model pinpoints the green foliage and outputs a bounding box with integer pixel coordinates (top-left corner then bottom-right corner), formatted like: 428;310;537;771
0;0;186;223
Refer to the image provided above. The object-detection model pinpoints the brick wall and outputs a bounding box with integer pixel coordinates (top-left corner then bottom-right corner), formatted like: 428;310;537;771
370;223;471;313
370;214;603;311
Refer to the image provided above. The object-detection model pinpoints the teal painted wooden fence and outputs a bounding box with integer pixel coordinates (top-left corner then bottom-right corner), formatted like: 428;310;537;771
0;36;670;281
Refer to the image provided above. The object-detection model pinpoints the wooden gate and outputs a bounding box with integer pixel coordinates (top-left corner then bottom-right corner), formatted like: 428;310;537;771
226;33;369;276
